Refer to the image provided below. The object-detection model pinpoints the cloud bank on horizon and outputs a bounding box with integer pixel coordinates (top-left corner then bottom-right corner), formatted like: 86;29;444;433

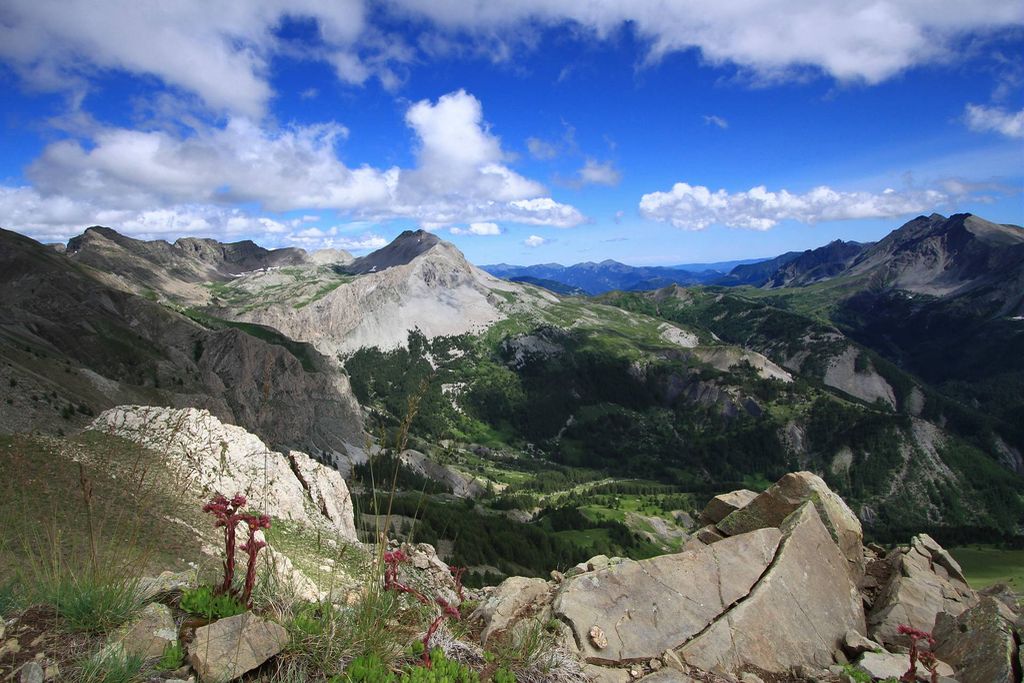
0;0;1021;262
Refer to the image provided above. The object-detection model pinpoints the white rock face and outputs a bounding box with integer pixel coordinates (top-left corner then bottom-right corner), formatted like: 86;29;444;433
90;405;357;541
242;239;521;355
695;347;793;383
823;346;895;408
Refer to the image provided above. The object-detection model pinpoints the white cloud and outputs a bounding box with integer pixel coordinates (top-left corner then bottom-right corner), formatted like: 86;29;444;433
638;182;948;230
450;222;501;235
523;234;548;247
577;158;622;187
526;136;558;160
0;0;366;116
1;0;1019;118
964;103;1024;138
704;115;729;129
391;0;1024;84
0;185;298;243
15;90;585;233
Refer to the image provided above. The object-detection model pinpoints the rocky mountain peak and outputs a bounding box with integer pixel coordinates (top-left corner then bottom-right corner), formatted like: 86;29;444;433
346;228;443;274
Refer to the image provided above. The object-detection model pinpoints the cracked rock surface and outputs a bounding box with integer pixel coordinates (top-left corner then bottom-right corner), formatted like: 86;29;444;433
554;528;781;665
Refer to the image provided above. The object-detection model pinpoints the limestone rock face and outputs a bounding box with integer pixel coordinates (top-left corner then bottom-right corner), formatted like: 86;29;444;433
554;528;782;665
679;503;865;674
91;405;357;541
867;534;976;647
933;596;1019;683
715;471;864;583
699;489;758;525
189;612;288;683
472;577;550;645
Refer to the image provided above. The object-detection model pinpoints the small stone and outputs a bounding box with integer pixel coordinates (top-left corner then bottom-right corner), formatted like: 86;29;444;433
1;638;22;657
19;661;44;683
628;664;643;679
649;658;663;671
550;570;565;582
739;673;765;683
589;625;609;649
189;612;288;683
842;630;882;657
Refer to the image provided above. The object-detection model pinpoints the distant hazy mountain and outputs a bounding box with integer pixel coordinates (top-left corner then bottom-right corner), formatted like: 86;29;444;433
481;259;732;294
508;275;587;296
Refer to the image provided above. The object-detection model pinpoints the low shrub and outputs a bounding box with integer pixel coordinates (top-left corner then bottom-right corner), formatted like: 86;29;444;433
179;585;246;620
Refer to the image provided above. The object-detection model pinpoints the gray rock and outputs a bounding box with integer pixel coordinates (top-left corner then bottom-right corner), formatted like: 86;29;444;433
934;596;1017;683
856;651;912;680
470;576;550;645
188;612;288;683
841;629;882;657
679;502;865;674
104;603;177;660
715;471;864;583
582;664;632;683
19;662;43;683
641;672;697;683
554;528;781;665
137;568;198;601
867;534;976;647
700;489;758;525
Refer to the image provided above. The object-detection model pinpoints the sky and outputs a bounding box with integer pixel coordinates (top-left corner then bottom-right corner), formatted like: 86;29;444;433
1;2;1022;266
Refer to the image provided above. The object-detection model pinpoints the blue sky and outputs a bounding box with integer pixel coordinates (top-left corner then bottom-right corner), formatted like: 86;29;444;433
1;2;1022;266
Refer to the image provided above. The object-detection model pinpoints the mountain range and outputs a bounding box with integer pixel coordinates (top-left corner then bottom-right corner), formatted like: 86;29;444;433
1;212;1023;565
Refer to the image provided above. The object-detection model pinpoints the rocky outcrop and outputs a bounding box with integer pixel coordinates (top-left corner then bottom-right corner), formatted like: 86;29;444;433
679;503;864;673
472;577;551;645
91;405;357;541
465;472;998;681
554;528;782;665
714;471;864;584
933;596;1022;683
188;612;288;683
699;489;757;525
867;533;976;647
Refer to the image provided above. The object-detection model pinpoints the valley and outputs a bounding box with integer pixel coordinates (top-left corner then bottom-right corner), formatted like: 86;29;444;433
2;213;1022;589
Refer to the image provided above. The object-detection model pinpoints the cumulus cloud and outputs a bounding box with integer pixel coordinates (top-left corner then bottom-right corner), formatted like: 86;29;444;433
450;222;501;236
391;0;1024;84
704;115;729;129
11;90;584;238
638;182;948;230
523;234;548;247
577;158;622;187
0;0;366;116
1;0;1020;117
964;103;1024;138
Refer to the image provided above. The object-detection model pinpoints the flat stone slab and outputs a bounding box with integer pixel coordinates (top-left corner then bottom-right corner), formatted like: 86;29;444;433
679;503;865;674
554;527;781;664
189;612;288;683
716;471;864;583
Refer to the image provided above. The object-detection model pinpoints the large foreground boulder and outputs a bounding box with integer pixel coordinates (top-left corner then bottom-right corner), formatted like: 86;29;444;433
715;471;864;583
678;502;865;673
933;596;1021;683
554;528;782;665
867;534;976;647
